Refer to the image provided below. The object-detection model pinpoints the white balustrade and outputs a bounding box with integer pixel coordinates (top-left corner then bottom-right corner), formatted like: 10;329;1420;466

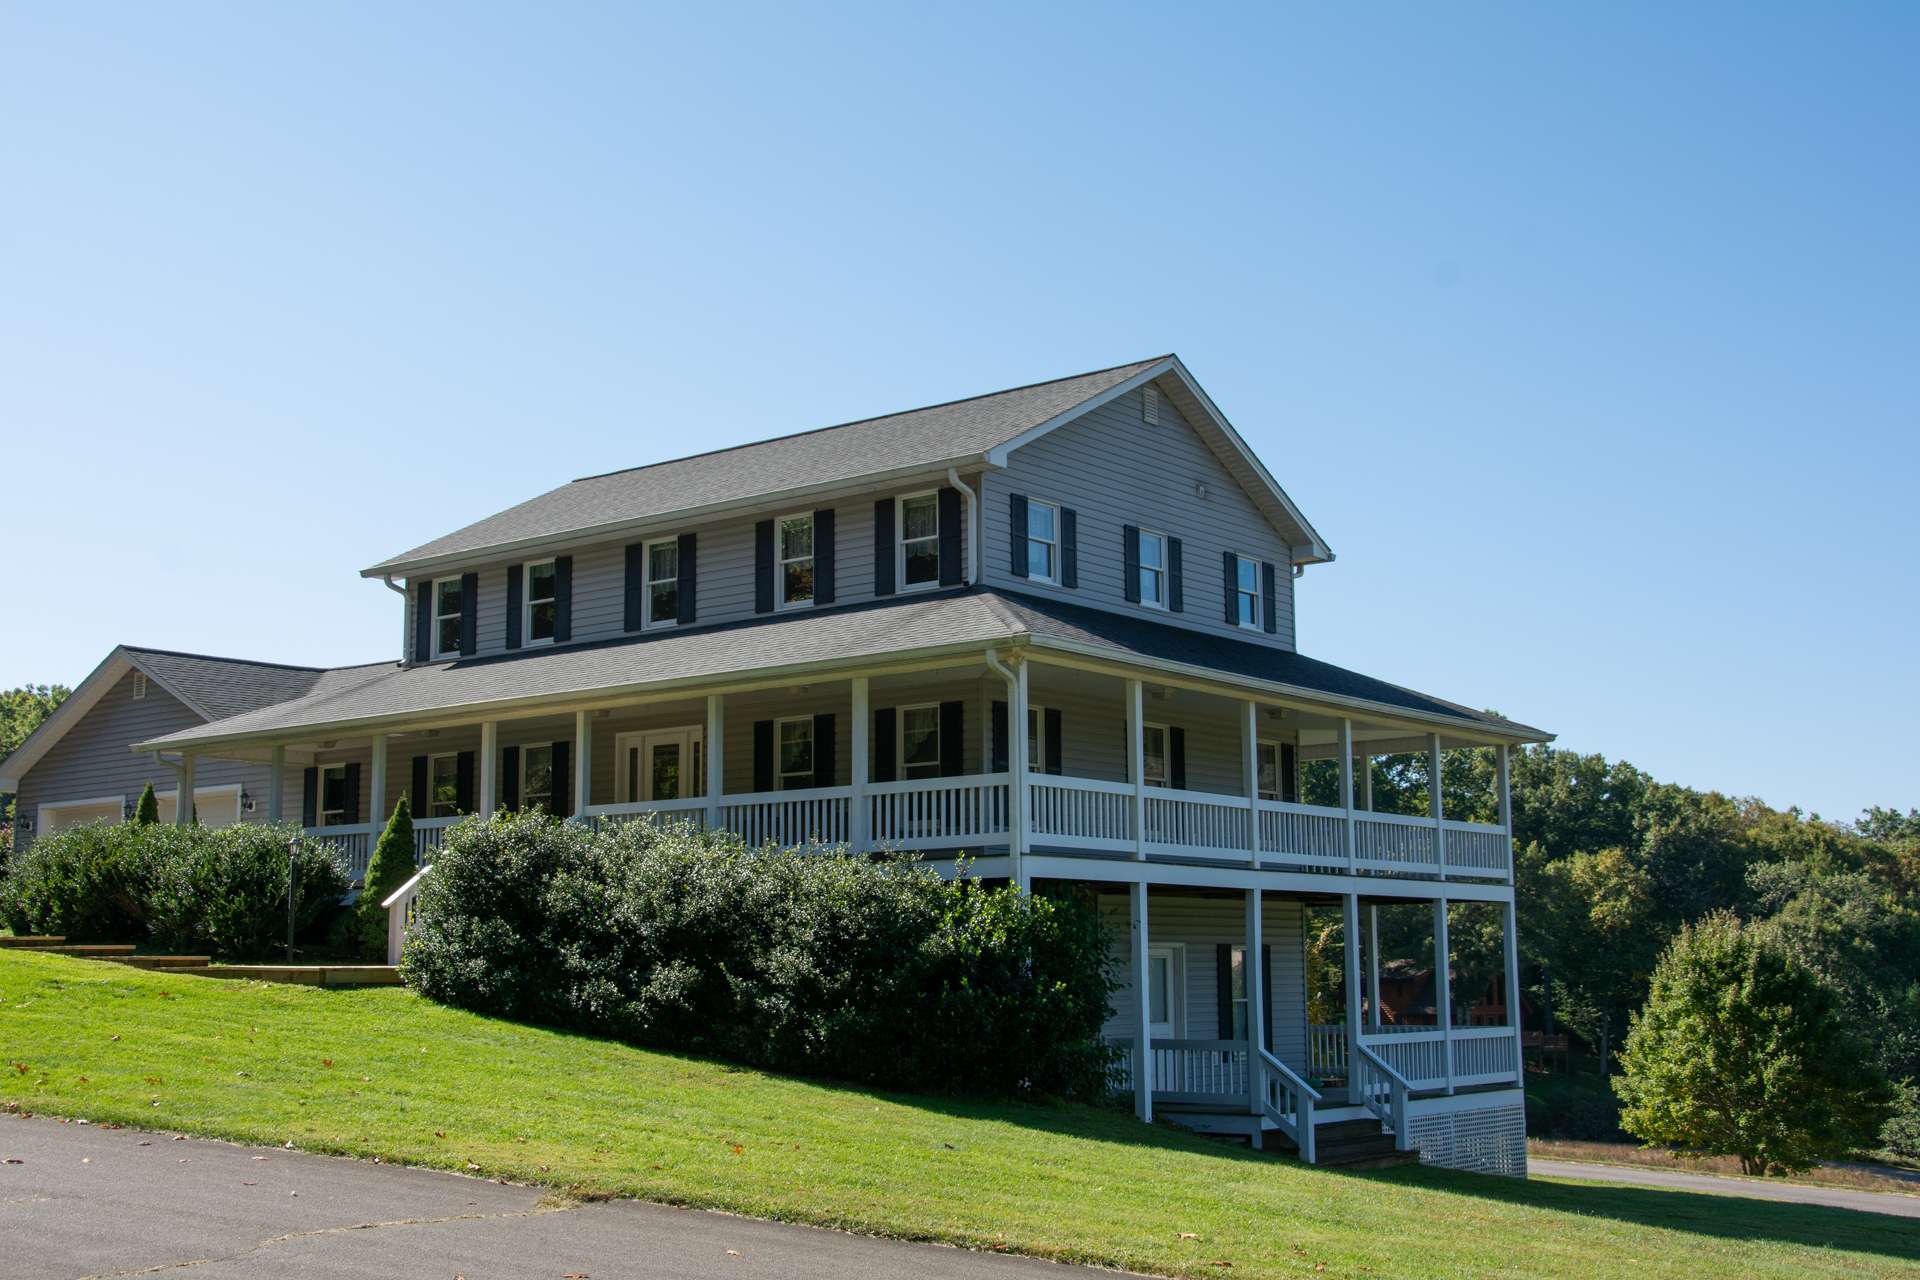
1353;812;1438;872
1442;820;1512;878
1142;788;1251;853
1258;1046;1322;1163
1358;1027;1449;1088
581;796;709;834
1027;776;1133;850
303;823;376;881
1149;1038;1250;1104
382;863;432;965
1351;1043;1413;1150
724;785;851;848
1448;1025;1521;1085
1307;1023;1349;1076
867;774;1009;851
1259;801;1347;867
411;815;462;862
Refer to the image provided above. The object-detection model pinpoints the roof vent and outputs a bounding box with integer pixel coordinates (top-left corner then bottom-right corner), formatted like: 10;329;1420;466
1143;386;1160;425
132;672;148;700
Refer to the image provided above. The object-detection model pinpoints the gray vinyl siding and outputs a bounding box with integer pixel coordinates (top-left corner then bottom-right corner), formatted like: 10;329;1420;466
1097;892;1310;1071
13;670;274;844
982;383;1298;649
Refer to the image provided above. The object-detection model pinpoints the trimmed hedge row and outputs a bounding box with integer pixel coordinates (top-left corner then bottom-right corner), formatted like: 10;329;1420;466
402;813;1118;1100
0;821;347;957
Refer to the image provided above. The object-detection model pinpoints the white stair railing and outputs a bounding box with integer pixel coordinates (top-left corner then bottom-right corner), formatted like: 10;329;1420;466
381;863;432;966
1351;1041;1414;1151
1257;1046;1322;1163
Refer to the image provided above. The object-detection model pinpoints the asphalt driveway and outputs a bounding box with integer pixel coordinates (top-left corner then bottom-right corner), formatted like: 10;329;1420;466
1;1117;1114;1279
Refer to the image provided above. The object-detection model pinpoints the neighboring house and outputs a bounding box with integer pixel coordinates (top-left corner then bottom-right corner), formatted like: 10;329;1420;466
7;355;1550;1175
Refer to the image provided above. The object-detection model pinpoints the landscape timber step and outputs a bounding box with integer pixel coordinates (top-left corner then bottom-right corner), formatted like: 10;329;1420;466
0;935;66;948
186;964;403;987
108;955;214;970
21;944;136;956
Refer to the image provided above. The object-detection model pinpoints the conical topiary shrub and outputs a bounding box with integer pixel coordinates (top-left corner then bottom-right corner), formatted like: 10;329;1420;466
133;782;159;826
357;794;419;960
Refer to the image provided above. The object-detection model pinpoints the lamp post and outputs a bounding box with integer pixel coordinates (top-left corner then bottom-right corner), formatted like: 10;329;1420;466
286;834;299;963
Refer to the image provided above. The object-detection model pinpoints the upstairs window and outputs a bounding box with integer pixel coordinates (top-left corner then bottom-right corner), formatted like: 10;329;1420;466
1026;500;1059;584
1233;554;1262;630
525;560;558;644
898;492;940;589
1142;723;1169;788
522;744;555;814
646;538;679;626
1137;531;1169;609
429;754;461;818
317;763;349;827
900;704;942;780
433;578;464;658
777;514;815;608
777;717;815;790
1256;741;1283;802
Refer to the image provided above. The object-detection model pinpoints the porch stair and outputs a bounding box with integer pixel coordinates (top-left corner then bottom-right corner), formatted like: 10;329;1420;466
1156;1108;1416;1170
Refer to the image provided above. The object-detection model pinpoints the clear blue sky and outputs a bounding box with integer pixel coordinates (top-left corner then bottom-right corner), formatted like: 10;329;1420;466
4;4;1914;822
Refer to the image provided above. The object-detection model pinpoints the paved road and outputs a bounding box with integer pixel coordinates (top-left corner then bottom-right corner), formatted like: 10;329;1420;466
1532;1157;1920;1218
1;1117;1116;1279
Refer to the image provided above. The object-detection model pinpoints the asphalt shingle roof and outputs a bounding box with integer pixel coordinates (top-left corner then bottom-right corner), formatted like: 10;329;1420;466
365;357;1167;573
125;648;329;722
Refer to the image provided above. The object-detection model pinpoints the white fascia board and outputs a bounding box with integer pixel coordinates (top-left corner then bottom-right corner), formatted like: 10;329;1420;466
0;649;138;792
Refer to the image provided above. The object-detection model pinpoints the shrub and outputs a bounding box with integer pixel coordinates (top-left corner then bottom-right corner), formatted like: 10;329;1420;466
133;783;159;825
403;813;1117;1099
0;821;160;940
355;795;420;959
145;824;347;958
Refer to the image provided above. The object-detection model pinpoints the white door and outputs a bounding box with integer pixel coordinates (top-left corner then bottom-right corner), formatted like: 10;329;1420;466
615;728;705;804
1147;944;1183;1041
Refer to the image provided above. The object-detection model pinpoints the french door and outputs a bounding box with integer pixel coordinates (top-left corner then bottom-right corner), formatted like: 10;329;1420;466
614;727;705;804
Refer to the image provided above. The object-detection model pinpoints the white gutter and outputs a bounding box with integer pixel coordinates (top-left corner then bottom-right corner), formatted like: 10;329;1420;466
946;467;980;585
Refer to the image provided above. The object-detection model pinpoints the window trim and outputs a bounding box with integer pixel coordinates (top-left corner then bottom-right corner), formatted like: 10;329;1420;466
316;763;349;827
1255;739;1286;803
1026;703;1048;773
1025;499;1060;585
1229;943;1251;1041
895;490;942;594
522;558;558;647
520;741;557;814
897;701;944;780
642;536;681;629
774;715;817;790
1141;721;1170;789
1136;527;1169;611
1232;552;1263;632
431;576;465;659
427;752;462;819
613;725;705;803
774;511;817;611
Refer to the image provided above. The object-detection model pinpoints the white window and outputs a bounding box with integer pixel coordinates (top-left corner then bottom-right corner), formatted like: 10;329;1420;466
521;744;555;814
524;560;558;644
1233;554;1262;630
1142;723;1169;789
777;514;815;609
433;577;464;658
1256;741;1285;802
1026;500;1059;584
899;703;942;780
614;727;705;803
1228;944;1251;1041
776;717;815;790
1027;705;1047;772
1137;530;1168;609
645;538;680;626
428;754;461;818
317;763;349;826
1146;944;1183;1038
897;492;940;590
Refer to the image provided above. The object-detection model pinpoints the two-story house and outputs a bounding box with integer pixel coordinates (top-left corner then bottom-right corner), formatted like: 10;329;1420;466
5;355;1548;1175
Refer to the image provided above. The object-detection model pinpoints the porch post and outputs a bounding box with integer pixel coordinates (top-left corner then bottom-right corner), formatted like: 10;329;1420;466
1503;896;1524;1081
1245;886;1265;1130
174;754;196;827
478;721;498;816
1429;733;1446;877
1127;678;1145;860
1434;896;1455;1094
573;711;592;819
1367;904;1381;1030
850;677;870;855
1496;744;1514;885
268;745;285;824
1338;719;1355;874
1241;701;1259;864
1343;892;1363;1105
705;694;725;831
1131;881;1154;1121
1010;659;1030;889
368;733;388;828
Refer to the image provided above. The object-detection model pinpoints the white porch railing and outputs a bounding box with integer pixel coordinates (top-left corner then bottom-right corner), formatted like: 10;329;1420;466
868;774;1009;851
1259;1046;1321;1163
412;815;462;862
1259;800;1347;867
723;784;851;847
1353;812;1436;872
581;796;710;832
1151;1038;1251;1103
302;822;376;881
1444;820;1511;875
1309;1023;1521;1091
1028;776;1133;849
1143;789;1250;855
382;863;432;965
1307;1022;1349;1076
1351;1042;1413;1150
1447;1024;1523;1086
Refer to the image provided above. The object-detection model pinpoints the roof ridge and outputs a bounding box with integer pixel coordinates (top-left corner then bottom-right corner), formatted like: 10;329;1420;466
570;354;1171;485
122;645;331;674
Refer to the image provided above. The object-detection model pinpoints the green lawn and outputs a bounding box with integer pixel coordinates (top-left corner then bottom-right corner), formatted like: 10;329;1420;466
2;951;1912;1280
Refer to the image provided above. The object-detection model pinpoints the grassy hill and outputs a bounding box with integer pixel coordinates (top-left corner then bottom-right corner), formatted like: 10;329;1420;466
1;949;1912;1279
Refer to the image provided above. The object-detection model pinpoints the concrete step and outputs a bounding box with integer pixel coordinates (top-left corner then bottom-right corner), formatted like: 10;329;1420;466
109;955;213;970
0;935;66;948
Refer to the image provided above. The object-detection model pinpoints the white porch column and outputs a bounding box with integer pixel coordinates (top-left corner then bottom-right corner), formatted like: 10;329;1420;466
1497;744;1514;885
268;745;285;824
1434;896;1455;1094
1429;733;1446;877
478;721;498;816
573;710;592;819
1338;718;1356;874
1241;701;1260;864
1367;904;1381;1030
1503;896;1524;1079
1245;887;1265;1129
850;677;870;855
368;733;388;828
1343;892;1364;1105
173;754;196;827
1131;881;1154;1122
705;694;725;832
1010;659;1030;889
1127;678;1145;860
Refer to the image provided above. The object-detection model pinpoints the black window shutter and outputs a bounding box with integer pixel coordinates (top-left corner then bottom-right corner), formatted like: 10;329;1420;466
506;564;524;650
1009;494;1029;577
812;713;836;787
872;499;896;596
458;572;479;656
937;487;963;586
551;740;571;816
552;557;573;643
1168;537;1184;612
301;767;318;827
990;700;1008;772
1280;743;1298;804
501;746;519;811
813;509;836;604
938;700;965;777
343;762;362;825
624;544;645;631
755;520;775;613
753;720;774;792
1044;708;1063;775
413;583;432;662
1223;552;1239;625
872;708;897;782
1122;525;1141;603
1217;944;1235;1041
411;756;428;809
677;532;698;624
1170;727;1187;791
1061;508;1078;588
456;751;475;813
1262;945;1276;1052
1262;562;1279;634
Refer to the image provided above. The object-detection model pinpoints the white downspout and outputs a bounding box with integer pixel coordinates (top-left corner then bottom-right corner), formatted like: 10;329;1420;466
982;647;1025;889
383;575;411;664
946;468;979;586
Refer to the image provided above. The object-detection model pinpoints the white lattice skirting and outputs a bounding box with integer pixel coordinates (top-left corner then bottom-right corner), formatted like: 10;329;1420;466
1406;1100;1528;1177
